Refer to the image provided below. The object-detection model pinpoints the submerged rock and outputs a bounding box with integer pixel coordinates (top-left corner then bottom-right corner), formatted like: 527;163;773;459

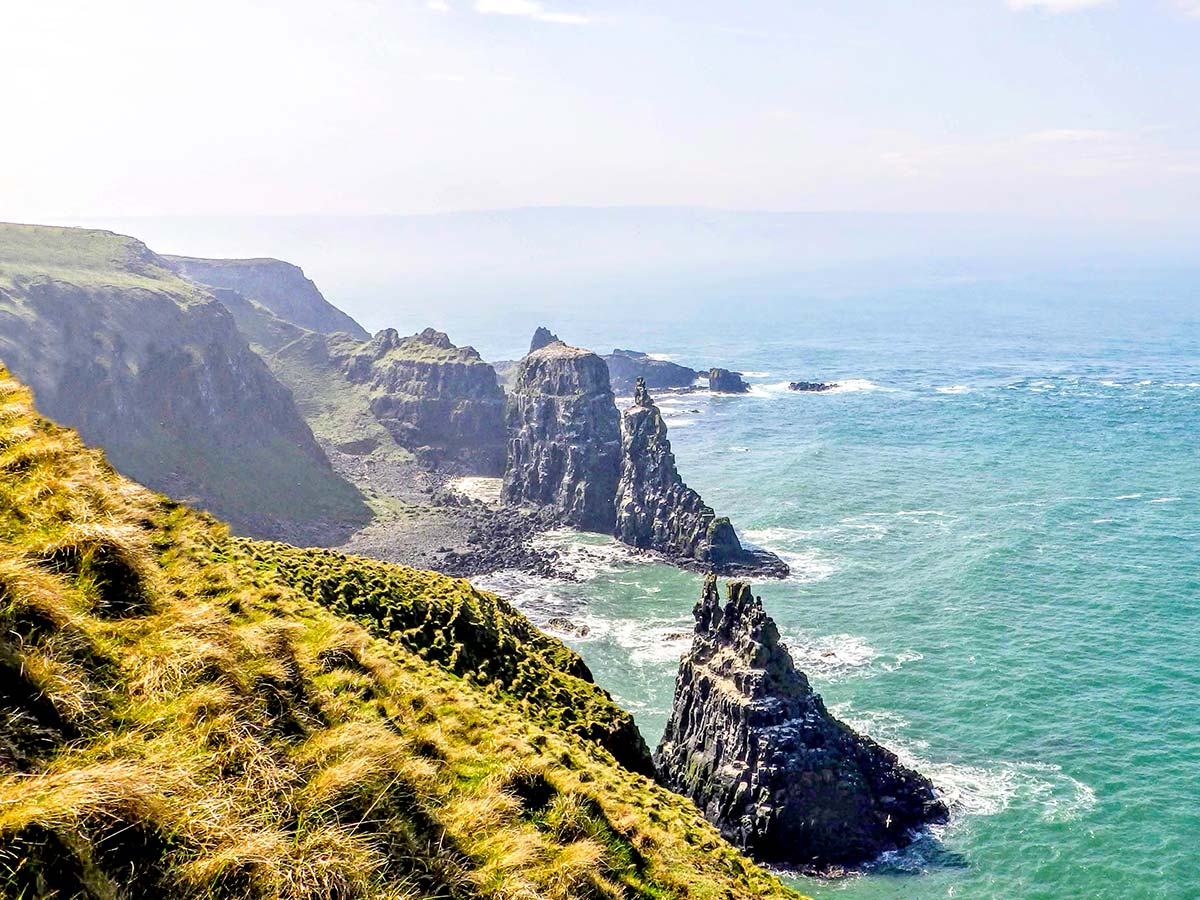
709;367;749;394
656;577;948;870
502;340;622;531
616;379;753;569
604;348;699;393
789;381;838;393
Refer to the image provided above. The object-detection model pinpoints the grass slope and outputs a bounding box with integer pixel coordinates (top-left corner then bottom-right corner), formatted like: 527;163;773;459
0;367;804;900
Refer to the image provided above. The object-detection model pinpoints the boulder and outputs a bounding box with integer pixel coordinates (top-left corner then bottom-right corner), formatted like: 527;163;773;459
708;367;749;394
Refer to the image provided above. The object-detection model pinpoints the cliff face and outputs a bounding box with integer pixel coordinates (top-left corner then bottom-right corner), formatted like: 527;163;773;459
338;327;507;473
503;341;622;531
615;379;745;567
657;577;949;870
605;349;699;393
167;255;369;340
0;224;368;542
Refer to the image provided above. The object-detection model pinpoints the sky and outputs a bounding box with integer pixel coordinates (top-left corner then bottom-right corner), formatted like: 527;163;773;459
2;0;1200;226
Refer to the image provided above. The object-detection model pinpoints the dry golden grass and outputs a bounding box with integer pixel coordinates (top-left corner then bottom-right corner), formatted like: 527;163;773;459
0;365;806;900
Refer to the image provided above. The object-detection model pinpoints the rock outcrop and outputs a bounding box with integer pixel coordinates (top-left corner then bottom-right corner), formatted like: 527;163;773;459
0;224;369;542
168;255;369;340
616;379;767;571
529;325;561;354
789;381;837;393
657;578;949;871
605;348;699;393
339;327;507;473
504;335;787;576
503;340;622;532
709;367;750;394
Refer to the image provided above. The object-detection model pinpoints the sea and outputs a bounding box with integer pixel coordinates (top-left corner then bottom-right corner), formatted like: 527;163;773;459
466;282;1200;899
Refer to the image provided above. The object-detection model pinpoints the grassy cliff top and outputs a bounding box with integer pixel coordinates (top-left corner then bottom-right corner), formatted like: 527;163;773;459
0;366;803;900
0;223;206;300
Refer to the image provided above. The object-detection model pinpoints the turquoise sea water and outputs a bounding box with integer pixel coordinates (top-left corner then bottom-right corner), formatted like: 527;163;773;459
473;286;1200;899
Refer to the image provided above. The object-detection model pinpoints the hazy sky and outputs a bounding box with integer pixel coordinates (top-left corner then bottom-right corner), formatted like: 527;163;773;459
4;0;1200;224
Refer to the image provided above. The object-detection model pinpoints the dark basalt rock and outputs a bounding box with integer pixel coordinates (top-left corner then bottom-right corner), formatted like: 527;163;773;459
789;381;838;393
656;577;948;871
502;340;622;532
604;348;699;393
708;367;749;394
529;326;561;355
616;379;785;575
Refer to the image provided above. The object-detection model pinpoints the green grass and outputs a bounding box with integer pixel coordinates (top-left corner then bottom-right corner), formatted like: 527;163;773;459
0;223;207;299
0;367;807;900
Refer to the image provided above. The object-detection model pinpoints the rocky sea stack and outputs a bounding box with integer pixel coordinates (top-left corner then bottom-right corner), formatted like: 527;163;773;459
656;577;948;871
505;335;788;576
617;379;785;574
503;339;622;531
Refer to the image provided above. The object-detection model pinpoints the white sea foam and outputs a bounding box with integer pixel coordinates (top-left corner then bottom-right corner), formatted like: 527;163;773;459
830;378;886;393
739;370;772;378
646;352;678;361
748;378;887;398
832;703;1097;824
1114;493;1142;500
935;385;971;394
1149;497;1180;503
662;417;697;428
729;445;751;453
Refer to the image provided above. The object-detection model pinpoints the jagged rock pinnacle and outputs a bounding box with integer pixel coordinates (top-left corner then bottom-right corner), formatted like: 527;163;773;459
656;576;949;870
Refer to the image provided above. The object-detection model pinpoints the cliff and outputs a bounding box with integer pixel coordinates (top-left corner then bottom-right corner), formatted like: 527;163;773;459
605;348;699;393
503;340;622;531
0;366;804;900
167;255;369;340
616;379;756;569
0;224;368;542
338;327;507;473
657;577;949;871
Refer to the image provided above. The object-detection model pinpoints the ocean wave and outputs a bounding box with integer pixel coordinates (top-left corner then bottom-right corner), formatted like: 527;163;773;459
729;445;751;453
645;352;678;361
739;370;772;378
748;378;887;398
1149;496;1180;503
1114;493;1142;500
832;703;1096;824
935;385;971;394
661;417;697;428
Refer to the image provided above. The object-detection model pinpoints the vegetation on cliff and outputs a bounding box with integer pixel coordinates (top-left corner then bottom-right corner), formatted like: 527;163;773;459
0;224;369;542
0;366;803;900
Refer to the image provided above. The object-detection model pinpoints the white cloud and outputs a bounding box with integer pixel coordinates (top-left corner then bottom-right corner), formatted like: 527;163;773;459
474;0;590;25
1007;0;1110;12
1174;0;1200;16
427;0;451;12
